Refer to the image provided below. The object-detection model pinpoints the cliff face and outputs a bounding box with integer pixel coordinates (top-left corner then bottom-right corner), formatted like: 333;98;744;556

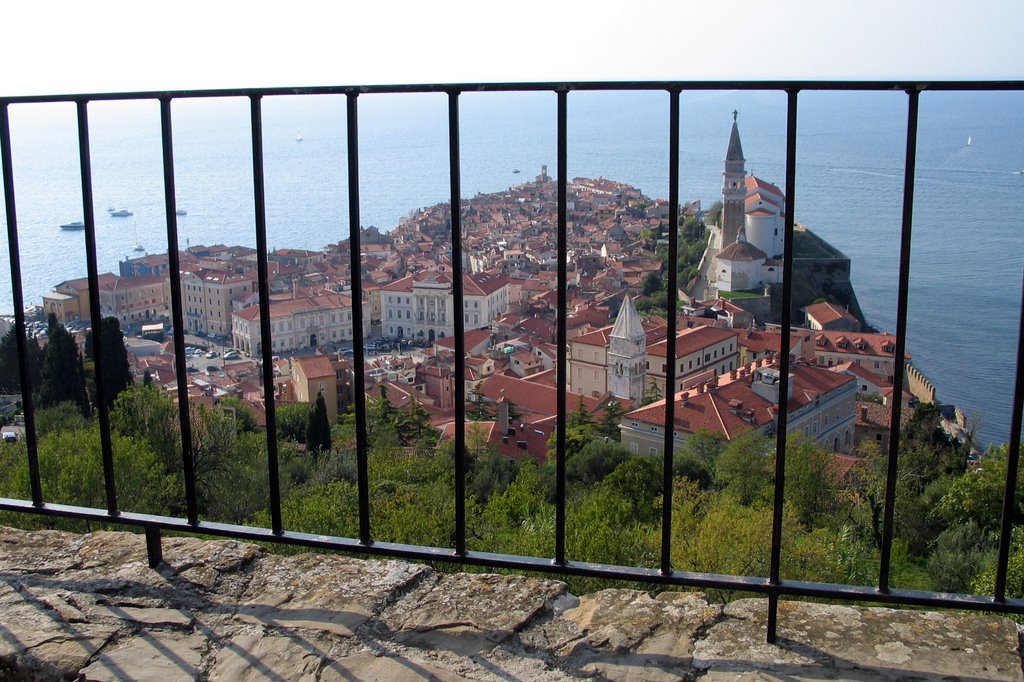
0;525;1021;681
767;227;868;327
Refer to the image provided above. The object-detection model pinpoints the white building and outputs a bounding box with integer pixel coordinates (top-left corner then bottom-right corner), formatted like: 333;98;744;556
232;292;368;355
620;358;857;456
715;227;782;293
380;271;510;343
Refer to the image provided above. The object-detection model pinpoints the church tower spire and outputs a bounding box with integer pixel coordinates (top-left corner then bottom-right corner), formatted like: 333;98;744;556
608;294;646;403
721;111;747;247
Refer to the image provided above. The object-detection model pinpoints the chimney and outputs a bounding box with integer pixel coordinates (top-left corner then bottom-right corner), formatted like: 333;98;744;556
497;398;511;435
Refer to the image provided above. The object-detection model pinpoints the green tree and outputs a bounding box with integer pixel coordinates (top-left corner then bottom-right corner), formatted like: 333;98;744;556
219;396;258;433
276;402;311;443
595;400;626;441
111;383;182;479
34;401;89;436
468;385;494;421
1;425;175;522
367;385;399;445
566;439;630;486
642;272;663;296
549;395;596;459
397;396;433;448
0;327;43;394
85;316;133;410
304;392;332;454
468;450;520;503
603;456;662;521
714;431;773;505
673;429;724;489
37;320;88;415
784;434;838;528
932;444;1022;533
927;522;993;593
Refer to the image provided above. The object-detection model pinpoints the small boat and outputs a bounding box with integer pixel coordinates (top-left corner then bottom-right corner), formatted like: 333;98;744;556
512;169;521;174
176;209;187;216
108;208;133;217
59;221;84;231
967;135;973;146
133;244;145;252
296;132;303;142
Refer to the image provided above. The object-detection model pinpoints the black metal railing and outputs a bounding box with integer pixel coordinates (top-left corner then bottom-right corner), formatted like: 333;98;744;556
2;81;1024;644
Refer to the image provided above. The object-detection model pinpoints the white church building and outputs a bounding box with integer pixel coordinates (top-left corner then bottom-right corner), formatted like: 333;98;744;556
714;113;786;293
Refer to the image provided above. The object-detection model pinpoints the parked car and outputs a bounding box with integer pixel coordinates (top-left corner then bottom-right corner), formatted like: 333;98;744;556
206;365;218;373
223;350;240;359
2;431;17;443
206;351;218;358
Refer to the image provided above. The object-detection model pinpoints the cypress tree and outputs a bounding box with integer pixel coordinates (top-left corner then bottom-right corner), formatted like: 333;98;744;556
86;316;133;410
0;328;43;394
37;320;88;414
305;392;332;453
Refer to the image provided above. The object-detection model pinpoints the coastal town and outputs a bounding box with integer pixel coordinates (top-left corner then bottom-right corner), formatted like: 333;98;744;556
6;119;961;464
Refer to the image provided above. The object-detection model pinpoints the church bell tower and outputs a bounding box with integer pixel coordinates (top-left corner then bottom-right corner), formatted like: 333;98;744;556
608;294;647;403
721;111;747;247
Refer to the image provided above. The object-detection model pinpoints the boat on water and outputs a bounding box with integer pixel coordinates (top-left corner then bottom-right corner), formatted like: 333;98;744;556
59;221;84;231
176;209;187;216
512;169;521;174
296;132;303;142
108;207;133;217
967;135;973;146
132;243;145;252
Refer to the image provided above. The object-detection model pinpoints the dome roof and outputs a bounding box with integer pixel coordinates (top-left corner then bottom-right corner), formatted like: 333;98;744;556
718;240;767;262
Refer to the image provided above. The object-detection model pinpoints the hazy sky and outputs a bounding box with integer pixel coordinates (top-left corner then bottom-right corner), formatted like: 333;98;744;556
2;0;1021;96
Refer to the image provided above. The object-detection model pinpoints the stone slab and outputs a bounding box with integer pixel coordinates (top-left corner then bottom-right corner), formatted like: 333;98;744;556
79;631;205;681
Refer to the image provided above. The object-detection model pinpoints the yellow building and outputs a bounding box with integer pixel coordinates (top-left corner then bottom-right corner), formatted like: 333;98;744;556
290;354;340;423
179;269;258;337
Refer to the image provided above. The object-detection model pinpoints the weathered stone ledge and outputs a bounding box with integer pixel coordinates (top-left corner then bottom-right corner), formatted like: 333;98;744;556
0;525;1020;680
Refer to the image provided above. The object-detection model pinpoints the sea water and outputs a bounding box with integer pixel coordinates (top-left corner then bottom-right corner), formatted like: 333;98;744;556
1;89;1022;446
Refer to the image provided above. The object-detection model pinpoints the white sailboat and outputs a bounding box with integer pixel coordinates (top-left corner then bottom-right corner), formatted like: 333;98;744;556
967;135;973;146
132;220;144;252
296;132;303;142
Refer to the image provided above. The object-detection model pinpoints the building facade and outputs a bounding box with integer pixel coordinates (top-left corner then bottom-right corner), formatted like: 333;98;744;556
232;292;367;355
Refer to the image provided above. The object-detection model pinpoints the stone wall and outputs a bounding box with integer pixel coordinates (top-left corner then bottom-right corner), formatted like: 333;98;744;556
0;525;1021;681
906;362;938;404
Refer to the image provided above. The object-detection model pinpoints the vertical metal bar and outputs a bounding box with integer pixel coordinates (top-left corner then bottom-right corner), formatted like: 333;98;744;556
346;93;372;545
555;89;568;565
996;264;1024;600
448;90;467;556
879;88;919;592
75;100;118;517
250;95;283;535
145;527;163;568
158;97;198;526
766;88;799;644
660;88;680;574
0;103;42;507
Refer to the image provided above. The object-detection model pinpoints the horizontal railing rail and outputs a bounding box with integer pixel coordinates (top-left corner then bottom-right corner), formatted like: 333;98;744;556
2;80;1023;644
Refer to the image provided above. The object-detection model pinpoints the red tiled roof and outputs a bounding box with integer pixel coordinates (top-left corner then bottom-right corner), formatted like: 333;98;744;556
805;301;858;326
292;355;334;380
648;326;739;358
814;330;901;358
